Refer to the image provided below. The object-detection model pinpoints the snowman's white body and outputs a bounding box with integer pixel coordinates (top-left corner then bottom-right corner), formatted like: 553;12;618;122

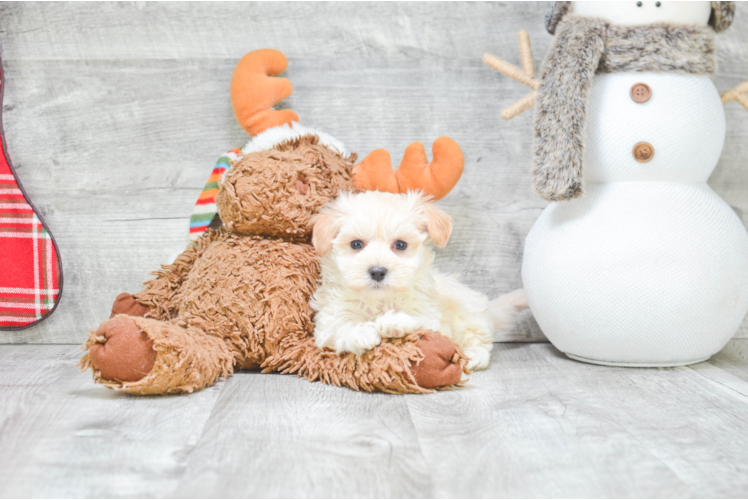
523;72;748;365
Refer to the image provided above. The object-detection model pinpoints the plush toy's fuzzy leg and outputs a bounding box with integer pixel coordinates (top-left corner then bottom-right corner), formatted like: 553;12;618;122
79;315;235;396
263;330;468;394
79;231;235;395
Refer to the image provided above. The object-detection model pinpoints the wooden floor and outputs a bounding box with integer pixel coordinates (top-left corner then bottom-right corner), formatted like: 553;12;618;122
1;341;748;498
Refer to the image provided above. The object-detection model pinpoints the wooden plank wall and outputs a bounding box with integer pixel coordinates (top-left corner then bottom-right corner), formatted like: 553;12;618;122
1;2;746;344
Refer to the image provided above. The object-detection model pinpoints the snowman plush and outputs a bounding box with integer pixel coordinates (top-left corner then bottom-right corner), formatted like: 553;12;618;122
486;1;748;366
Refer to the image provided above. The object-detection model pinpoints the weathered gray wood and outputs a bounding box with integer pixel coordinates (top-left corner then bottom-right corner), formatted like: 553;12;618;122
0;345;224;498
4;342;748;498
0;2;745;343
406;341;748;498
690;337;748;392
0;3;546;62
174;372;433;498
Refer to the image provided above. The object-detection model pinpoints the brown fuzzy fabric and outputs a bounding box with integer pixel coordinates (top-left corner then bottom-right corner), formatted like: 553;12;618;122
80;135;467;395
533;17;717;202
172;232;320;366
133;231;221;321
217;135;355;241
265;331;467;394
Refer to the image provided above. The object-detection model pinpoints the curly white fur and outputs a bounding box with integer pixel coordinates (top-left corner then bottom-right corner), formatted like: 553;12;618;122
310;191;527;371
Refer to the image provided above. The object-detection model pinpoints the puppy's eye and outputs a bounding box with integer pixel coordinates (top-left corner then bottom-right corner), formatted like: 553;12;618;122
636;1;642;6
655;1;661;6
351;240;364;250
393;240;407;251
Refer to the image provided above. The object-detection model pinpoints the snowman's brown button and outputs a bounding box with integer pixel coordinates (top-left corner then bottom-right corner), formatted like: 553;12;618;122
630;83;651;103
633;142;654;163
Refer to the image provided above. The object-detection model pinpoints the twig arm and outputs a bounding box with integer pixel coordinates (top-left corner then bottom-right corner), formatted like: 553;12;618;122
501;92;537;120
735;93;748;112
721;79;748;105
518;30;535;79
483;30;539;120
483;53;539;90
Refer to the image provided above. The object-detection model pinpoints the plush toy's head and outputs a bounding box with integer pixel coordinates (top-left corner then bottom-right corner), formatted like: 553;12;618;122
545;1;734;34
216;136;355;241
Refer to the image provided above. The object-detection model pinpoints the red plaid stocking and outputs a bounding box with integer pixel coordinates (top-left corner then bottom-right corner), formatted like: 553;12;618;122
0;59;62;330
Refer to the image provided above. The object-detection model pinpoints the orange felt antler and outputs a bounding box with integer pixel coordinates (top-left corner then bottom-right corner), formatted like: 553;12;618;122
230;49;299;136
352;137;464;201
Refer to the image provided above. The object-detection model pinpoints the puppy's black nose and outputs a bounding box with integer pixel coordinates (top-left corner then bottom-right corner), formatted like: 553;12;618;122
369;267;387;282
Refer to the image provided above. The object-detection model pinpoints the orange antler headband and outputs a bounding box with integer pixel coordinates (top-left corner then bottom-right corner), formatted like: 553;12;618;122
352;138;464;201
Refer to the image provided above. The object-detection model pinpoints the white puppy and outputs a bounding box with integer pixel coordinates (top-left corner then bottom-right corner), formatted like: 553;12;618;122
310;190;527;370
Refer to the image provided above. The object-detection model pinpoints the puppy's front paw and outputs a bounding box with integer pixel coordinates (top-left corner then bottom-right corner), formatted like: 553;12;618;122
336;322;382;356
464;345;492;371
375;311;437;338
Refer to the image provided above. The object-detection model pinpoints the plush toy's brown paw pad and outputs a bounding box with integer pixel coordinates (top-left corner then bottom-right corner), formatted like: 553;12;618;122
236;357;262;371
89;316;156;382
410;332;464;389
110;293;150;319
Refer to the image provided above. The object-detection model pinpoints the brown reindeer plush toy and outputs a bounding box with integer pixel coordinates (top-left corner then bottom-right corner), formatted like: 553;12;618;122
79;49;467;395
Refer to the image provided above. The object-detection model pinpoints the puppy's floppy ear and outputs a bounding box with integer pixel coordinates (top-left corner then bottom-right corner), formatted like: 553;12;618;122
311;204;342;255
420;199;452;248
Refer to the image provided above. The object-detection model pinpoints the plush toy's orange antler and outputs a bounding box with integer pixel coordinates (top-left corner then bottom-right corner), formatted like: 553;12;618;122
352;137;464;201
230;49;299;136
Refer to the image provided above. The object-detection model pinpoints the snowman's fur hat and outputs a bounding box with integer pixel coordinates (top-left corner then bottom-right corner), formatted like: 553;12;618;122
545;1;734;35
533;16;717;201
